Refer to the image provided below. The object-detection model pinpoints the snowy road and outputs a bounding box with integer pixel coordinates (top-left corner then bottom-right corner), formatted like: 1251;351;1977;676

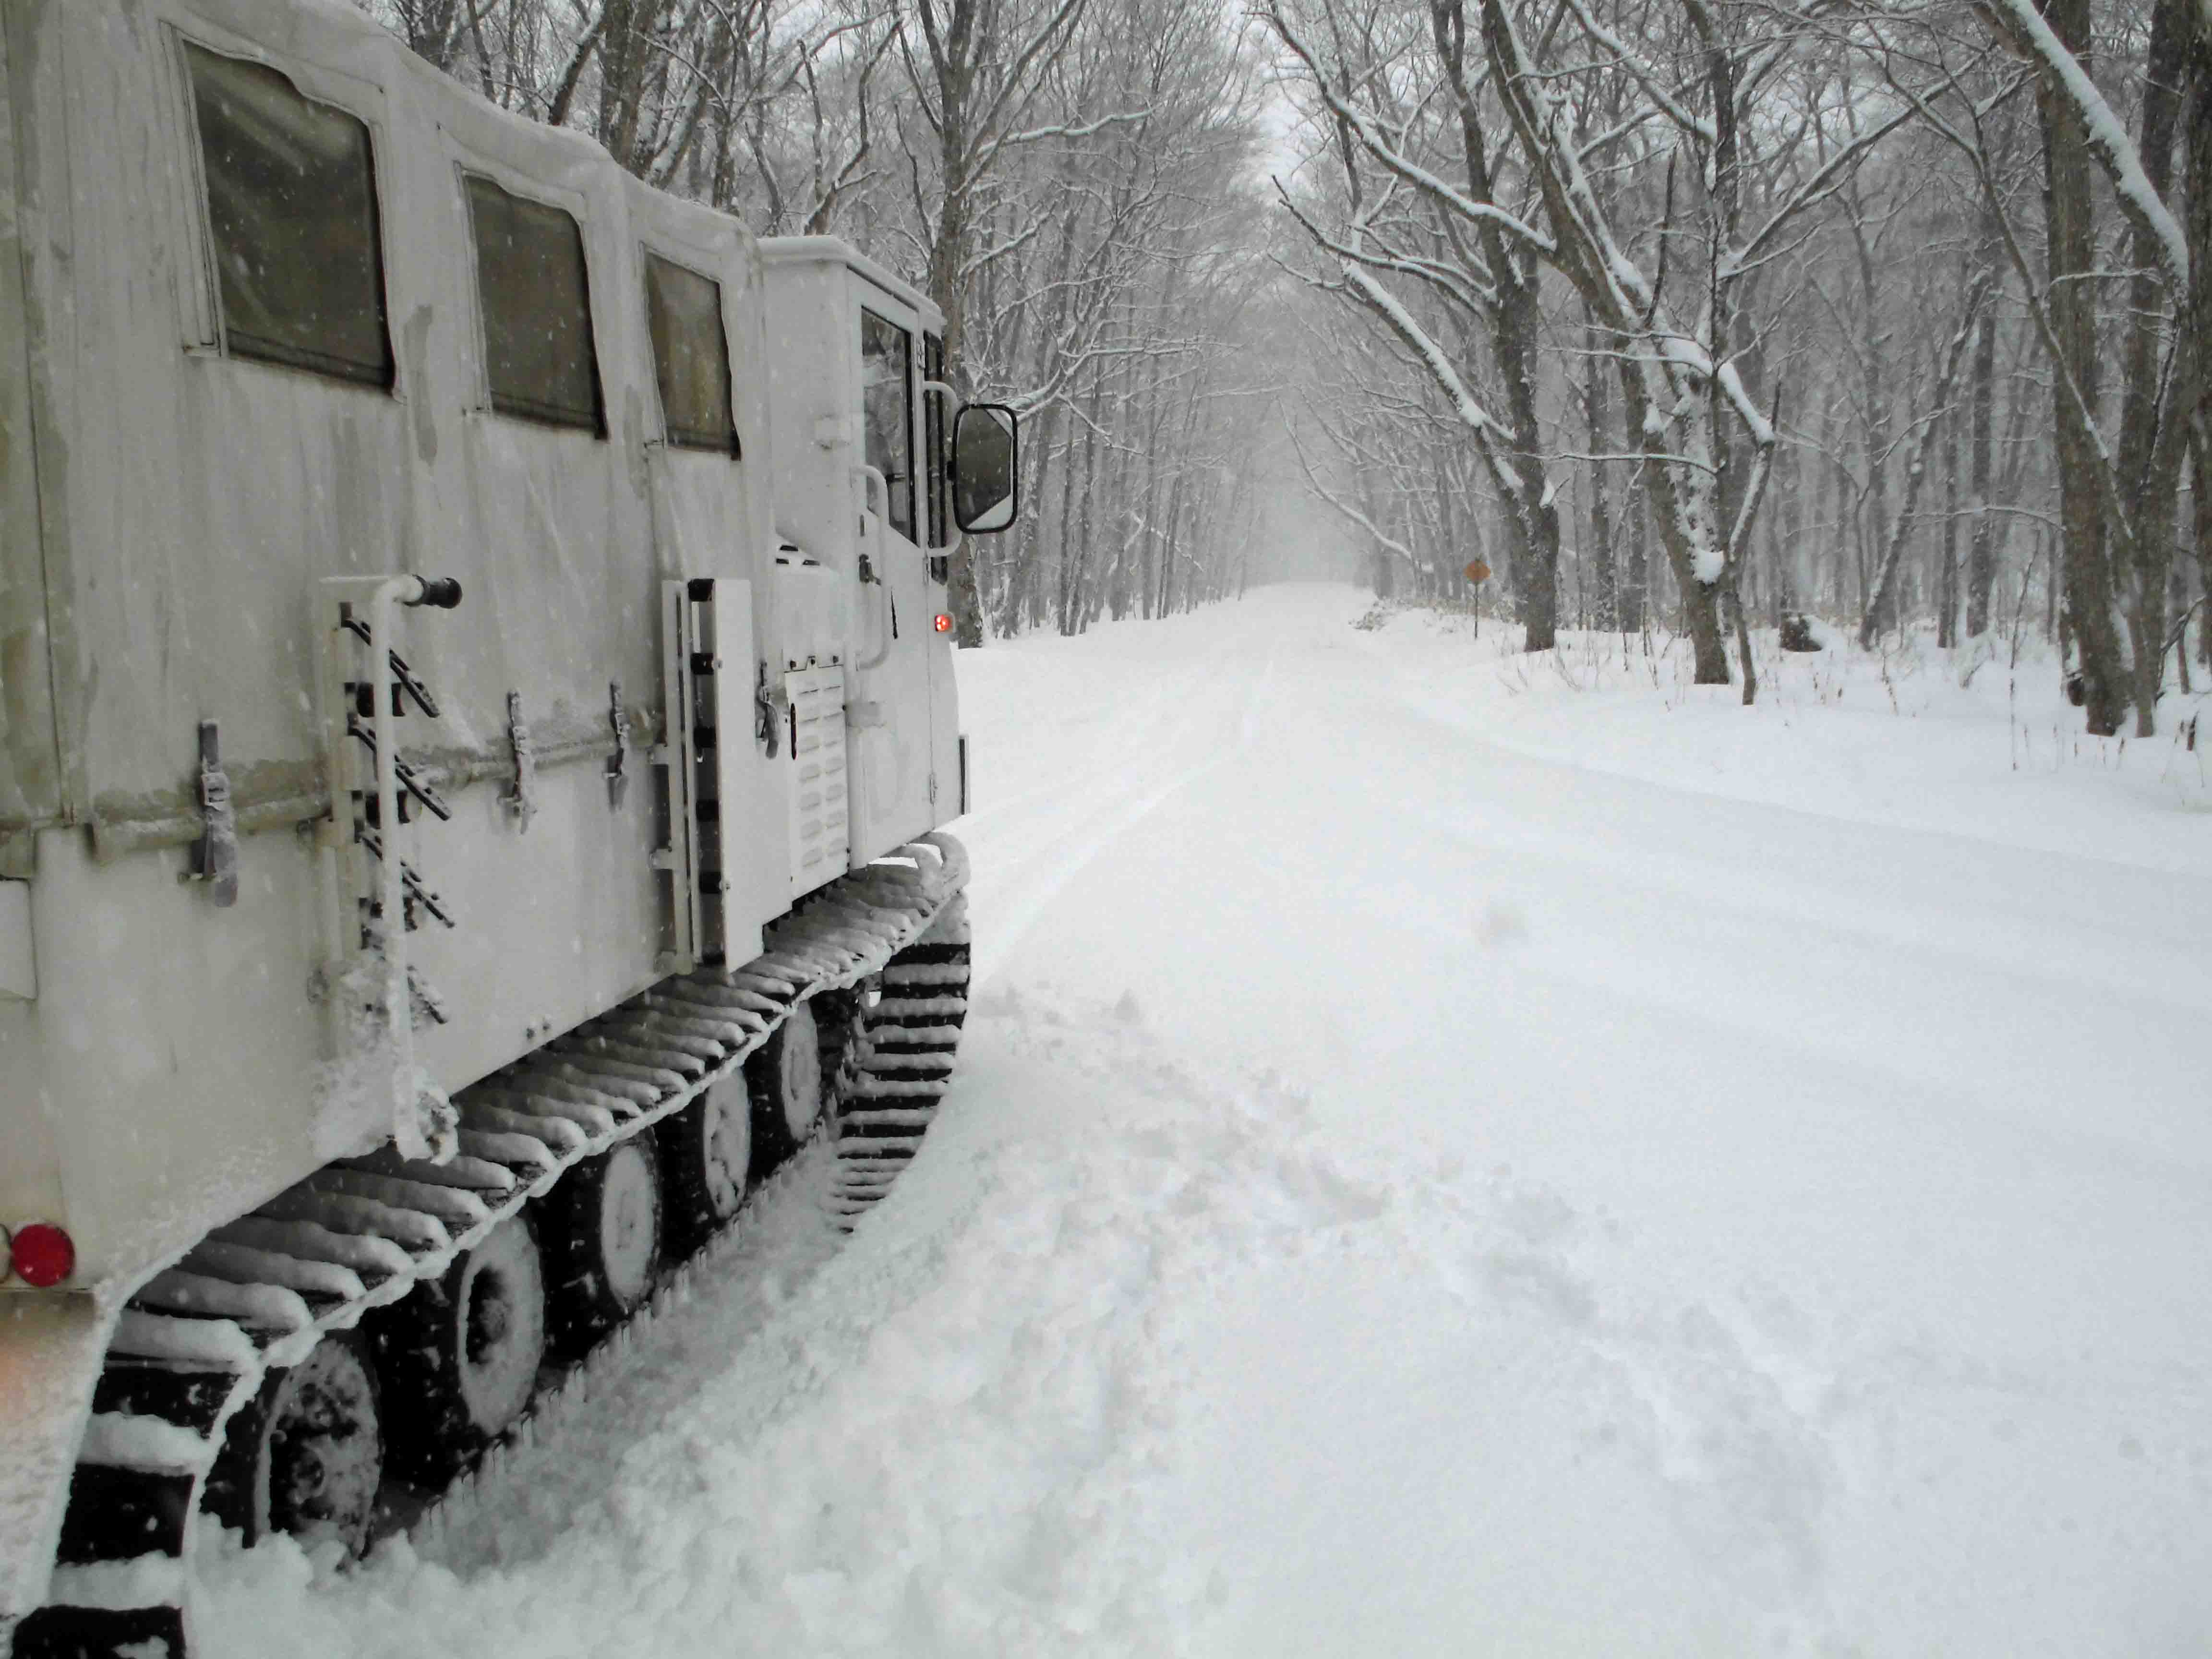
205;585;2212;1658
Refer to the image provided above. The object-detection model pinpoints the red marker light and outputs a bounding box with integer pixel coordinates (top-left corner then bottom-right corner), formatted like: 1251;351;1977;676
934;613;953;634
10;1222;75;1287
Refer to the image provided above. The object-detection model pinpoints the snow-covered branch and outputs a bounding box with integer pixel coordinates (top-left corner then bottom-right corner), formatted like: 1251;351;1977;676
1554;0;1716;143
1263;2;1557;255
1281;415;1420;564
1974;0;2189;290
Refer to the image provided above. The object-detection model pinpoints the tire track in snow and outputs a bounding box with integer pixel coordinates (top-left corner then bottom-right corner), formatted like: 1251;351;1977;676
963;634;1277;989
189;999;1430;1659
948;656;1214;837
406;1146;859;1575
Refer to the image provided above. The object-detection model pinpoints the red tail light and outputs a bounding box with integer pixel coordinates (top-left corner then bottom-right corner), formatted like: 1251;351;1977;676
933;613;953;634
10;1223;74;1287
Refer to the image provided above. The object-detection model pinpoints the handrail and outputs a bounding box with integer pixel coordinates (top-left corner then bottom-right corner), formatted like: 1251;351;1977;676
853;465;895;671
921;381;966;564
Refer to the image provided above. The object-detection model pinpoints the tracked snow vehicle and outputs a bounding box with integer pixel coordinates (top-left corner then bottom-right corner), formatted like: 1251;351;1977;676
0;3;1019;1653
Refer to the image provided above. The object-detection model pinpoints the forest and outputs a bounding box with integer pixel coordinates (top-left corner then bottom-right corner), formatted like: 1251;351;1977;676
368;0;2210;736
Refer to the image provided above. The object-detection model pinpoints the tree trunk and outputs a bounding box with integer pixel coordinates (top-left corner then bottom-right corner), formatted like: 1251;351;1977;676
1851;199;1896;637
2196;439;2211;669
1622;468;1648;635
995;401;1058;635
1861;273;1986;649
918;0;985;646
1585;324;1618;630
2035;0;2130;734
1964;279;2000;636
2113;0;2193;733
1428;0;1560;652
1939;403;1961;648
2046;524;2060;642
1503;271;1562;654
2186;9;2212;672
1624;382;1731;681
1815;401;1843;615
1774;439;1803;616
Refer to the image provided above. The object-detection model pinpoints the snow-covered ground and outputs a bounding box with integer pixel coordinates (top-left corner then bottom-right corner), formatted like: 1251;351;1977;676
199;583;2212;1657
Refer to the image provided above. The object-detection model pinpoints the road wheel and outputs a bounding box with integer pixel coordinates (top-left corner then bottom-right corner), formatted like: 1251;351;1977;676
746;998;851;1177
817;982;872;1103
541;1136;663;1354
365;1214;546;1485
657;1076;751;1255
203;1328;383;1554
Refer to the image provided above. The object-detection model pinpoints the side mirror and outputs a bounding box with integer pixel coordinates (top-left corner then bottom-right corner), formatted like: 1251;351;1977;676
951;404;1018;534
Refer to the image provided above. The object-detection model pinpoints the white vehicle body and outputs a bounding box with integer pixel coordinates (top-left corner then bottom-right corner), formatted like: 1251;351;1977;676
0;0;989;1646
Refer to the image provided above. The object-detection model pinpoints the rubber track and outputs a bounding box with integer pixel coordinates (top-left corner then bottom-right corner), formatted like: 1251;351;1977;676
829;893;971;1224
14;836;970;1659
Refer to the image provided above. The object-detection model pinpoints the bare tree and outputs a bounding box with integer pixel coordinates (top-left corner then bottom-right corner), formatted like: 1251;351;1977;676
1889;0;2200;732
1265;0;1566;652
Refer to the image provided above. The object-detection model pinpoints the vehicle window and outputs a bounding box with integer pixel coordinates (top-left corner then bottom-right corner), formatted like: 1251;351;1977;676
925;333;948;549
465;175;604;433
861;310;914;542
645;254;739;456
184;44;393;387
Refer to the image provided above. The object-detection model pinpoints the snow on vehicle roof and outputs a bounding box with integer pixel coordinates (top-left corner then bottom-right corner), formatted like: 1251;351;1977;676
759;235;946;332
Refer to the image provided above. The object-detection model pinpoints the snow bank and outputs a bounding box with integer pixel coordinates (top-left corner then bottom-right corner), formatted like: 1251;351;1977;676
1361;602;2209;876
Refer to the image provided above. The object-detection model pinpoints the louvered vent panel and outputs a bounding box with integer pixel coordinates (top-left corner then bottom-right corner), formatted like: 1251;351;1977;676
787;667;850;898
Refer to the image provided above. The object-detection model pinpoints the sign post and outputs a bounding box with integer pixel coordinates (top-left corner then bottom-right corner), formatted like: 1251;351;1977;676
1462;560;1489;638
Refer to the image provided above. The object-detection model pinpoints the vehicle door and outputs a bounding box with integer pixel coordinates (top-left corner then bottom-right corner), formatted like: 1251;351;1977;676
850;287;933;859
